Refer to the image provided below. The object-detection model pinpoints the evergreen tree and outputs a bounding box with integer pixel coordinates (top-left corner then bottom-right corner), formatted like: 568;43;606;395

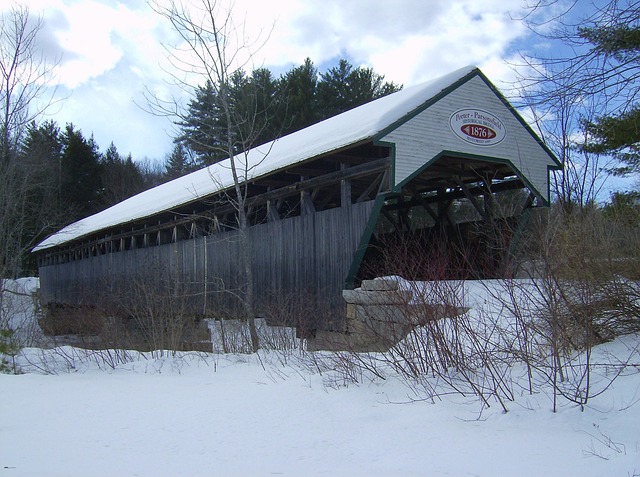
243;67;282;147
5;117;157;272
579;19;640;176
100;142;147;207
176;58;402;167
278;58;319;134
226;68;281;153
177;69;282;167
60;124;103;220
316;59;353;119
7;120;66;273
317;59;401;119
20;121;64;231
519;1;640;189
164;142;198;179
177;80;225;166
583;106;640;176
22;120;63;208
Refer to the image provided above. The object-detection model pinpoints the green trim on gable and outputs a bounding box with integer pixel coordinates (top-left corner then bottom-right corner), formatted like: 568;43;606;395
372;68;560;195
473;70;561;170
373;68;483;144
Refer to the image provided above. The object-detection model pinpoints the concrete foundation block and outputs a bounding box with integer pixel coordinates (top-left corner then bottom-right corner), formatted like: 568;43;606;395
342;289;412;305
307;324;410;353
307;286;468;352
360;279;399;292
350;304;409;324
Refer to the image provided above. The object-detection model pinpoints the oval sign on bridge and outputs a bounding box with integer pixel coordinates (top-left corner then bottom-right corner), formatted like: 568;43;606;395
449;109;506;146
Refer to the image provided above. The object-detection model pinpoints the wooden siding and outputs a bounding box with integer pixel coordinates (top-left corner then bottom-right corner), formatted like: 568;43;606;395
39;201;376;328
380;75;557;202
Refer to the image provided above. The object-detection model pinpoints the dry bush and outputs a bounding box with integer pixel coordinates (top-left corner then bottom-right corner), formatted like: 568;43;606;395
520;205;640;346
257;292;323;351
208;318;258;354
39;270;210;359
113;276;210;356
485;204;640;410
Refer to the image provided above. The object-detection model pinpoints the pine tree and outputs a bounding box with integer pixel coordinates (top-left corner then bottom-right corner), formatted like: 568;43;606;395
177;70;282;167
244;67;282;146
519;2;640;183
176;58;402;166
20;120;64;230
22;120;64;209
317;59;401;119
579;18;640;176
60;124;103;220
316;59;353;119
177;80;226;166
10;120;66;274
278;58;319;134
226;68;281;152
100;142;147;206
164;142;197;179
583;107;640;176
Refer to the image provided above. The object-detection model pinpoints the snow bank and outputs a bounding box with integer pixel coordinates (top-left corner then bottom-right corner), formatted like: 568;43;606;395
2;338;640;477
2;278;640;476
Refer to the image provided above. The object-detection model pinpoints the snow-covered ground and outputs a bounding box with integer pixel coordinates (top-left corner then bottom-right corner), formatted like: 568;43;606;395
1;280;639;477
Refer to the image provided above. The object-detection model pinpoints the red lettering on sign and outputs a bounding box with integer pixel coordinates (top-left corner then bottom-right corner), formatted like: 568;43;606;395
461;125;497;140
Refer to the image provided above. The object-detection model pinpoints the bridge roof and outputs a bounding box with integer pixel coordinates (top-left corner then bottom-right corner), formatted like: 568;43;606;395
33;65;557;252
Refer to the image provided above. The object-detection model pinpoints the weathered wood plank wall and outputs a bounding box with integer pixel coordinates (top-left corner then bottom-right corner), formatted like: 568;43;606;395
39;200;376;329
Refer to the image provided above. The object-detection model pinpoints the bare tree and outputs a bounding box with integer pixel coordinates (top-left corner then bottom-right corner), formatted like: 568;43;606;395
0;4;59;278
516;0;640;111
146;0;276;352
0;5;60;368
510;0;639;207
0;4;58;162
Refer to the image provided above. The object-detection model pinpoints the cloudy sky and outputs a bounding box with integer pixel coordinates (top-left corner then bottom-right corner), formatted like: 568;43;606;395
2;0;568;163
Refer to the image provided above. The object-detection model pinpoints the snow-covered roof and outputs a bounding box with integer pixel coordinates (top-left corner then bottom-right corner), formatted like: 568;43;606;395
34;66;479;252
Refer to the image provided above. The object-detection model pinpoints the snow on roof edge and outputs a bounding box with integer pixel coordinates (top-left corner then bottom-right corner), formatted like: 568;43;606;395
33;65;478;252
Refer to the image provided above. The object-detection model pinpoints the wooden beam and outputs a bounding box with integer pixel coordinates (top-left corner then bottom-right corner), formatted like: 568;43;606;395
407;185;439;223
43;158;390;257
455;177;489;222
267;199;280;221
340;163;351;207
285;165;334;177
357;172;383;203
212;157;389;216
301;190;316;215
381;208;402;234
384;179;525;211
397;196;411;232
325;153;377;164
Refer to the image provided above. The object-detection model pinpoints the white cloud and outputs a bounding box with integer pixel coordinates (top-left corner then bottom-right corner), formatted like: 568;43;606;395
211;0;534;90
1;0;549;161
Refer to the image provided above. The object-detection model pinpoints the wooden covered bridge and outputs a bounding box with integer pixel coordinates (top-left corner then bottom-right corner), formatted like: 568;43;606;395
34;66;559;334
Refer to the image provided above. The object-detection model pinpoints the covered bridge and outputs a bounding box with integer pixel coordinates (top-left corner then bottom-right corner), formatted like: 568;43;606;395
33;66;559;333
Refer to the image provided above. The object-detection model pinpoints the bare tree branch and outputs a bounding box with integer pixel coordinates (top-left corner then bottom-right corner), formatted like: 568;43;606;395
146;0;276;352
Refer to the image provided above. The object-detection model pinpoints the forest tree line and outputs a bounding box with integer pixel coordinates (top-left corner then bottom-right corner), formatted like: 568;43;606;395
166;58;401;177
